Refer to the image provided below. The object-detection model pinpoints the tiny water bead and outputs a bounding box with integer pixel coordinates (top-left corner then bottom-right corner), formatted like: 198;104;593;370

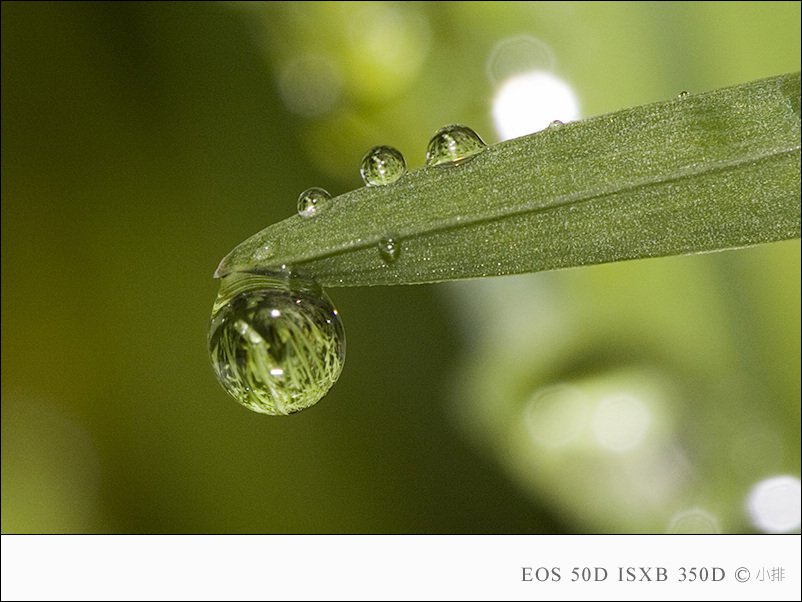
360;145;407;186
378;237;400;264
677;91;690;99
297;187;332;218
425;124;487;167
208;272;345;415
548;119;563;129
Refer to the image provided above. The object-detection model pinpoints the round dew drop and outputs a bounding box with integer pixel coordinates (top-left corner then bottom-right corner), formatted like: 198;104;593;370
297;187;332;218
425;124;487;167
360;146;407;186
378;237;400;264
208;272;345;415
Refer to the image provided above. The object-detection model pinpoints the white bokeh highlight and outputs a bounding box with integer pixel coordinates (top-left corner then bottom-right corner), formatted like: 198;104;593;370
491;71;580;141
746;475;802;533
667;508;721;534
592;394;651;452
486;35;555;86
524;384;589;448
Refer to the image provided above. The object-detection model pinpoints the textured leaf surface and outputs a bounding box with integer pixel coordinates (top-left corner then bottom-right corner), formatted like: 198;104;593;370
215;72;801;287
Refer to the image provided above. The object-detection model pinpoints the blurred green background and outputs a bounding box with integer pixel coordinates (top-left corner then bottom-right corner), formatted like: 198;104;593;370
2;1;799;534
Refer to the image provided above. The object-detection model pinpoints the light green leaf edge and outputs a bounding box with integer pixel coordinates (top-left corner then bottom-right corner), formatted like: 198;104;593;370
215;72;801;287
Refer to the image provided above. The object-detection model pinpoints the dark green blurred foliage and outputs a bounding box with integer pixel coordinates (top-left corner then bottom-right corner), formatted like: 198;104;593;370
2;1;799;533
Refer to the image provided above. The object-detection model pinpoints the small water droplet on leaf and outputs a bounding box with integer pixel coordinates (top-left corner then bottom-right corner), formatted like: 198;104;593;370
297;187;332;218
360;145;407;186
378;237;400;264
425;124;487;167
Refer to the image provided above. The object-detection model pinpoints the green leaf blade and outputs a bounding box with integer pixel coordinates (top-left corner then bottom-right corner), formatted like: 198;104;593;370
215;72;801;287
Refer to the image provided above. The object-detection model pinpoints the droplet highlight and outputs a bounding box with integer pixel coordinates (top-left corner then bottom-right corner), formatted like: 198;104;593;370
360;146;407;186
297;187;332;218
548;119;563;129
208;272;346;415
677;91;690;99
425;124;487;167
378;237;400;264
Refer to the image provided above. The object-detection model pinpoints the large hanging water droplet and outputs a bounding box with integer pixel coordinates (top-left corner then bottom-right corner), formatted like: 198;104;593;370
297;187;332;218
208;272;346;415
360;146;407;186
425;124;487;167
378;237;400;264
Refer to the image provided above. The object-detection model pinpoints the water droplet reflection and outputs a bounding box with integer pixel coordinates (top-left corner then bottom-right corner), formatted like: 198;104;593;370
208;272;346;415
297;187;332;218
425;124;487;167
360;146;407;186
378;237;400;264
